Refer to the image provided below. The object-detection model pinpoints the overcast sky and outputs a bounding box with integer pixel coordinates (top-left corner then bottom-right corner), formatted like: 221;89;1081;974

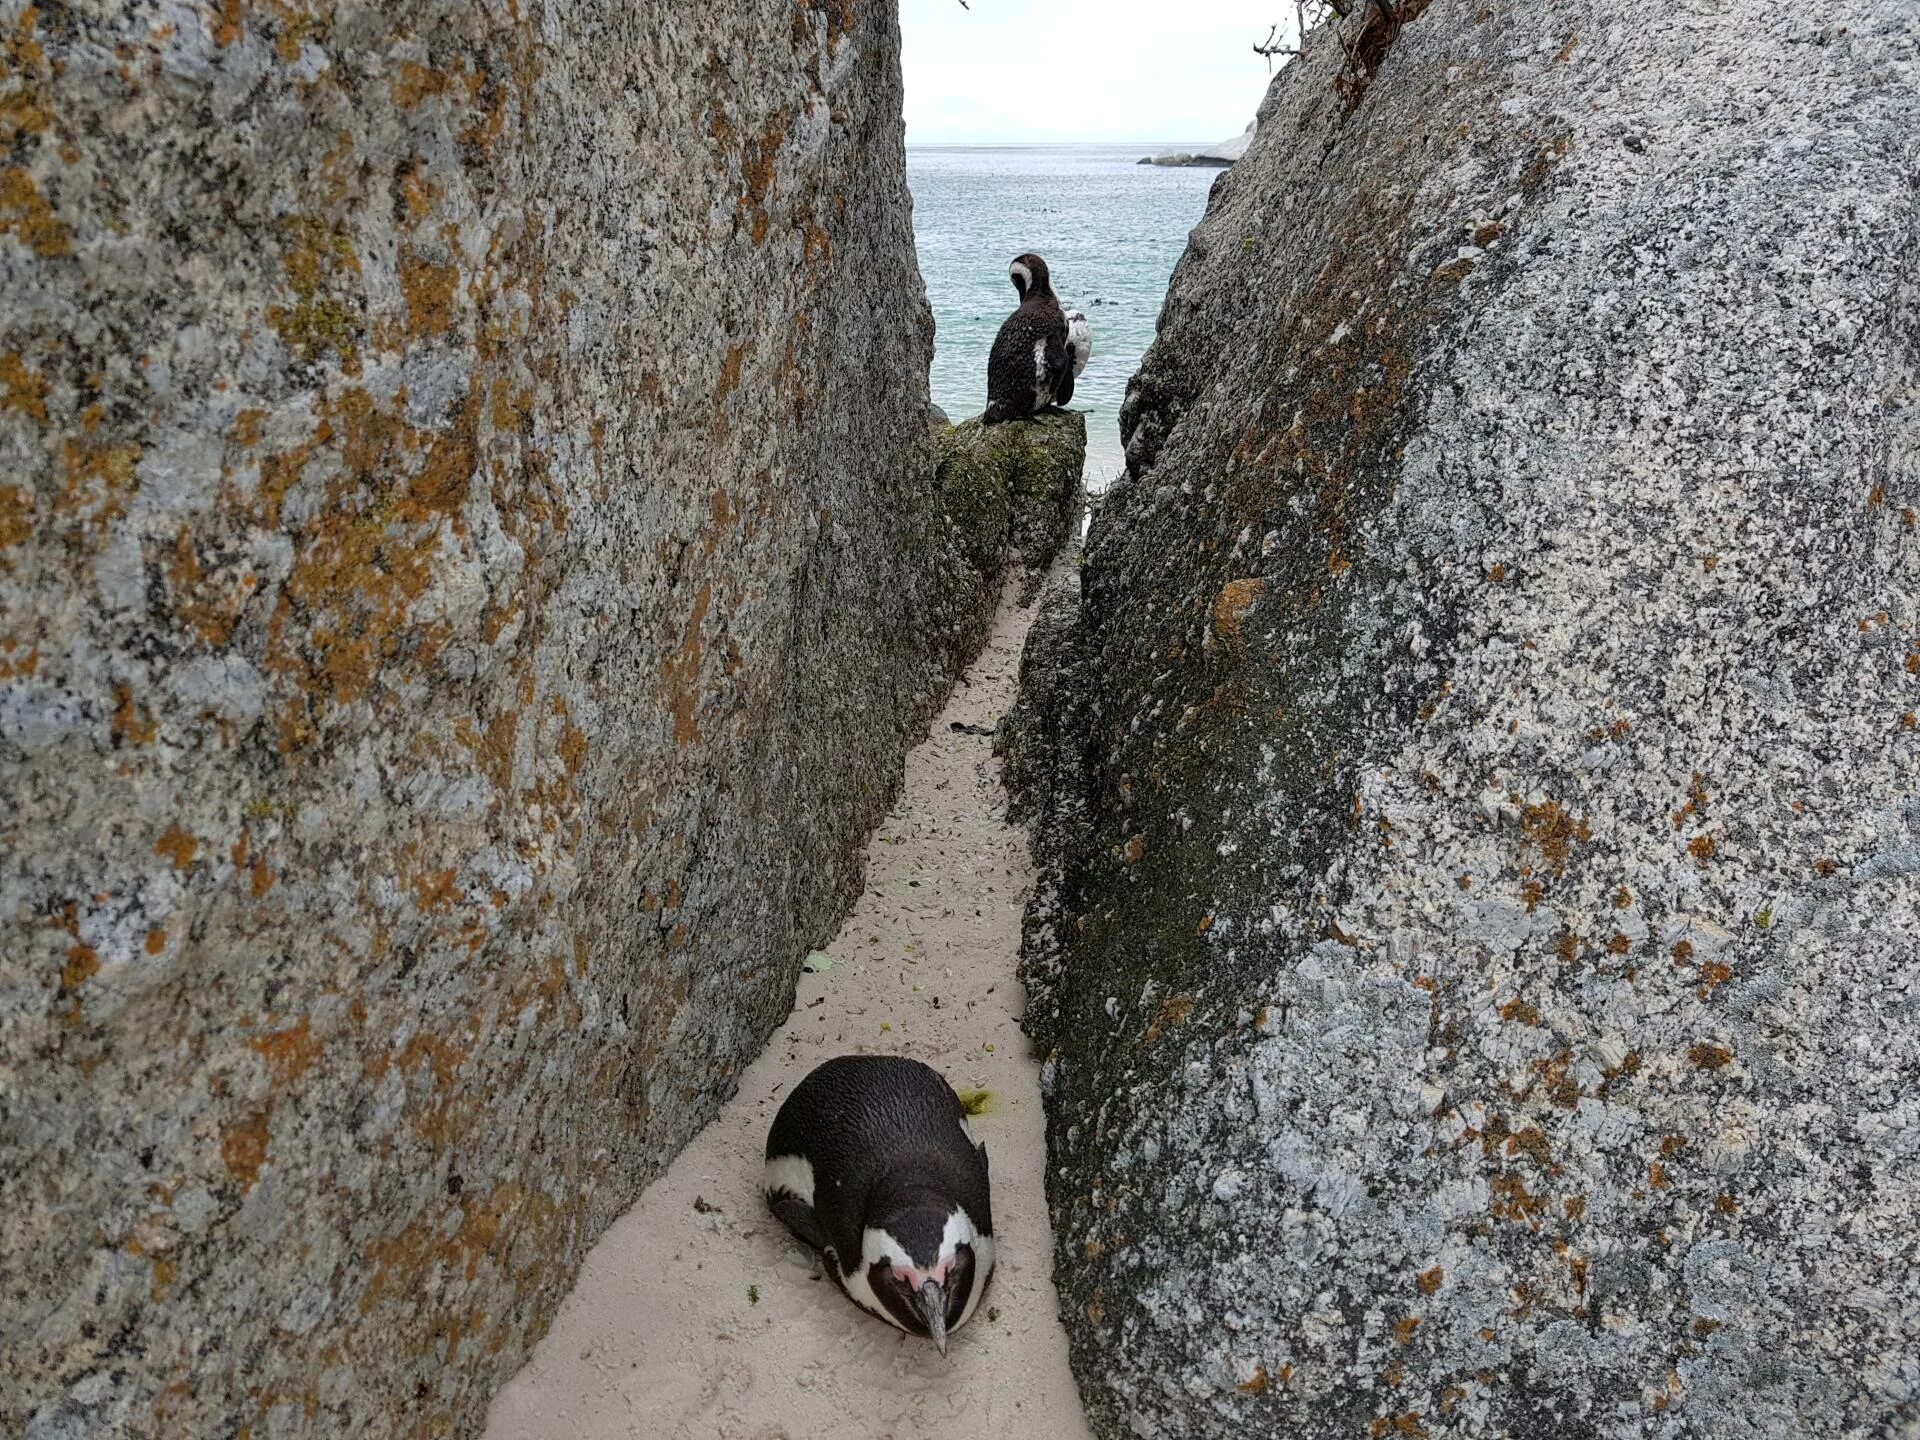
899;0;1295;145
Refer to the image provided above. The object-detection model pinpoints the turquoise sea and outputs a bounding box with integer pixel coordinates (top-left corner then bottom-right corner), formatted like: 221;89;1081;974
907;144;1220;490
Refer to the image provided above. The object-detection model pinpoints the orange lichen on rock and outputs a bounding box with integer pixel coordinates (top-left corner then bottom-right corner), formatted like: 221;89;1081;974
258;389;478;720
1211;577;1266;644
1143;994;1194;1044
167;528;253;646
1498;996;1540;1025
738;109;789;243
154;823;199;871
399;252;460;339
1491;1173;1546;1224
714;342;750;406
1519;800;1588;876
361;1182;561;1319
415;866;462;913
1;350;49;422
252;1017;323;1089
59;437;141;536
0;482;31;557
268;215;364;364
0;165;72;255
60;944;99;989
220;1110;271;1192
212;0;245;45
0;7;53;137
111;683;160;745
391;59;463;109
656;582;711;746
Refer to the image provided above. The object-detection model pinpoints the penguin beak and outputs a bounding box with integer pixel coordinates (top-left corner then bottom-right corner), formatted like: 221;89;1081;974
916;1279;950;1356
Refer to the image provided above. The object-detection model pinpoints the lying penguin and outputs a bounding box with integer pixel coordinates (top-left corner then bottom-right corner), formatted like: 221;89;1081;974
764;1055;994;1354
984;252;1090;422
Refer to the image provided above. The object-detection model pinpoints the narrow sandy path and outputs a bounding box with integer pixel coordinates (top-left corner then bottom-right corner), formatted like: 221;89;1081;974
483;584;1091;1440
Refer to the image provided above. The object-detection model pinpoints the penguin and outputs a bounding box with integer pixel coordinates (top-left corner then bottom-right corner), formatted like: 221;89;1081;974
984;252;1071;424
764;1054;994;1355
1062;309;1093;400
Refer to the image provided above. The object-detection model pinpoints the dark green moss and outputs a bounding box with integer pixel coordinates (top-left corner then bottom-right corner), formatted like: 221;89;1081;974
934;411;1085;584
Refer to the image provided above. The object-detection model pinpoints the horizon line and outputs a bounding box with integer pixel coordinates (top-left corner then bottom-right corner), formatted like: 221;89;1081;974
906;138;1222;147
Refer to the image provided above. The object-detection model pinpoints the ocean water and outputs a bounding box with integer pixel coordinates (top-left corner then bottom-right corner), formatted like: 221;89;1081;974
906;144;1219;490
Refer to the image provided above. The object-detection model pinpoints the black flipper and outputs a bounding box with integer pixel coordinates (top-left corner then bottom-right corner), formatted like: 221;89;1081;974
768;1191;833;1253
1045;327;1072;406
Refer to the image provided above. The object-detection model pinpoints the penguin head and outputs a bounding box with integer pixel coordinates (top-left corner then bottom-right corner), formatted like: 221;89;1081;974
854;1200;993;1356
1008;252;1052;300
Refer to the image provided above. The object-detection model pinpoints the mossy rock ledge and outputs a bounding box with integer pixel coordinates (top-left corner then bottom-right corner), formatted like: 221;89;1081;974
935;410;1086;604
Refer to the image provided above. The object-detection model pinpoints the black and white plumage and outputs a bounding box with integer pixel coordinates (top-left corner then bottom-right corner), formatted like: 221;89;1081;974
764;1055;994;1354
984;252;1073;423
1064;309;1093;388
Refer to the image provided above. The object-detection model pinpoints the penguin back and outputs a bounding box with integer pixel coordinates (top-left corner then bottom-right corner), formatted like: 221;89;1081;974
765;1055;991;1249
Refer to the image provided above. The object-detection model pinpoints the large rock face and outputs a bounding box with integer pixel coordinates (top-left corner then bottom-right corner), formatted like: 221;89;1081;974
1014;2;1919;1436
0;3;960;1435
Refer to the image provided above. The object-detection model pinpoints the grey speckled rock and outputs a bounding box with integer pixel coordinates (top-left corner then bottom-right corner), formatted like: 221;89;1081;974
1012;2;1919;1437
0;2;972;1437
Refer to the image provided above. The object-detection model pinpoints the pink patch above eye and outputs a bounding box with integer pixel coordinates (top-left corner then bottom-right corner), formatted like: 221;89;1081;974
889;1258;954;1293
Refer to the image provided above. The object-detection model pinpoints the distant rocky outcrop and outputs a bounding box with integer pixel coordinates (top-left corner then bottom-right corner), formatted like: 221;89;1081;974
0;3;977;1437
1140;123;1256;168
1015;1;1919;1437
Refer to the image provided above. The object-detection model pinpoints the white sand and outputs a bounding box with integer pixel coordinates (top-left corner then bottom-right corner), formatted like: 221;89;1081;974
483;586;1092;1440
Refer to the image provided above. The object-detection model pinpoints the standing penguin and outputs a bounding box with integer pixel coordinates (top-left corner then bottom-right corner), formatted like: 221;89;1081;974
764;1055;994;1354
1063;309;1093;398
984;252;1072;423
